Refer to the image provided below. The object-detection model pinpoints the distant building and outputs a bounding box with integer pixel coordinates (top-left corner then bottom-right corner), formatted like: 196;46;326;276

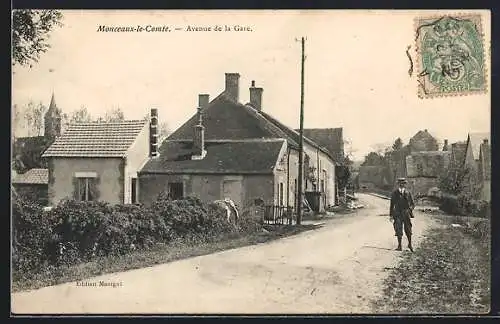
404;130;444;195
12;168;49;205
405;151;450;197
408;129;439;152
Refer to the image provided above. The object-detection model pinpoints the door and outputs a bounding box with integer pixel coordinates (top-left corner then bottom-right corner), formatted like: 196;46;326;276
222;179;243;208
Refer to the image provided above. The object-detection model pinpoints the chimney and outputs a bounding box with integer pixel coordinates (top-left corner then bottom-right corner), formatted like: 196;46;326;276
149;108;159;157
442;139;449;151
224;73;240;102
249;80;263;111
192;96;207;160
199;94;209;110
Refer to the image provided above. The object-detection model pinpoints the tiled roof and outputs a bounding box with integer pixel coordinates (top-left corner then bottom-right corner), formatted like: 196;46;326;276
140;139;285;174
297;128;344;162
42;120;147;157
12;168;48;185
167;94;335;161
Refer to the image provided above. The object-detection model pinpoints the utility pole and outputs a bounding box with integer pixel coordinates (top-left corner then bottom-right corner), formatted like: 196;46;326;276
297;36;305;225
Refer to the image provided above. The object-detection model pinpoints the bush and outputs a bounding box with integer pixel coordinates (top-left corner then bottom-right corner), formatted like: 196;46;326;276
12;196;53;275
439;194;490;218
13;193;241;278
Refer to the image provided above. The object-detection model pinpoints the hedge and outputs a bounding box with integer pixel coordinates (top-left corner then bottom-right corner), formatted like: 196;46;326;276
12;193;261;280
439;194;490;218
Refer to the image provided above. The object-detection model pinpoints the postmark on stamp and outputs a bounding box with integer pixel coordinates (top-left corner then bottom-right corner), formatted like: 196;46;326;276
415;14;486;98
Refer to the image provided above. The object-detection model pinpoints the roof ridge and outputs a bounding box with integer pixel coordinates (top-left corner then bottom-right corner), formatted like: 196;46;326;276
68;119;146;124
257;110;334;157
167;138;286;143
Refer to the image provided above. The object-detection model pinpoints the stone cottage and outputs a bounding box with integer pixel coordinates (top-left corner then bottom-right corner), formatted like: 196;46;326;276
405;130;448;196
42;112;155;205
138;73;337;213
405;151;450;197
408;129;439;152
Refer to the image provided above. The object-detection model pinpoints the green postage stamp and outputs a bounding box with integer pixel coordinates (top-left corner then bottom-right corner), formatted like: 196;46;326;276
415;14;487;98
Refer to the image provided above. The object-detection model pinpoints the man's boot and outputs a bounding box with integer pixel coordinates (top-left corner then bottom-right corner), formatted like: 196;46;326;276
408;235;414;252
396;236;402;251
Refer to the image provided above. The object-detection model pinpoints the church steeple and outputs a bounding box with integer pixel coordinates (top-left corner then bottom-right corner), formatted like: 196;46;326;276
44;92;62;141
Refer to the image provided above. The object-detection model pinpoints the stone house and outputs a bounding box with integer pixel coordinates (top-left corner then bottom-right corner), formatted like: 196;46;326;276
405;130;448;196
408;129;439;152
42;115;153;206
138;73;337;213
405;152;450;197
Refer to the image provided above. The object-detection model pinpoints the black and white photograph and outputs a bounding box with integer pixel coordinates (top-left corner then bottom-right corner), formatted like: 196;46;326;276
11;9;491;314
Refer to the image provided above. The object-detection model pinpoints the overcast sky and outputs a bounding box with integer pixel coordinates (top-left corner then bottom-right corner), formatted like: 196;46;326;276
12;10;491;160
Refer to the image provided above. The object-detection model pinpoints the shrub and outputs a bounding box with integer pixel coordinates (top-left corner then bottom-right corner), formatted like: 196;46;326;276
12;196;53;274
13;193;246;278
439;194;490;218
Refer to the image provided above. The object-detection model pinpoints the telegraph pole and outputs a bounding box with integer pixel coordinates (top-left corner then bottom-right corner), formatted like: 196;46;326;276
297;36;305;225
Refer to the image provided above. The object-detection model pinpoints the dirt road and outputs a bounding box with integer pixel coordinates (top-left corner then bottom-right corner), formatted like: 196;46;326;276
11;194;436;314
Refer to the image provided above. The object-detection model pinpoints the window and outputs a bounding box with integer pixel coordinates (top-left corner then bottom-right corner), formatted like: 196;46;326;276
320;180;325;193
131;178;138;204
77;178;97;201
169;182;184;200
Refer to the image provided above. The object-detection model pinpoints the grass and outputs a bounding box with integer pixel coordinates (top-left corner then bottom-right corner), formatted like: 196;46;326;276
373;215;490;314
12;224;319;293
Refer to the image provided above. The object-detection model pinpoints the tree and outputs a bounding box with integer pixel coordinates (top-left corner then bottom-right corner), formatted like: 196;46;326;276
158;122;170;142
22;100;47;136
439;163;481;198
69;106;93;123
96;107;125;123
12;10;63;67
387;137;408;183
361;152;385;166
392;137;403;151
12;104;22;139
143;113;170;141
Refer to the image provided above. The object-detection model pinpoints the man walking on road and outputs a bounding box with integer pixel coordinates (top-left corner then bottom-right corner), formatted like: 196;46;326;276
389;178;415;252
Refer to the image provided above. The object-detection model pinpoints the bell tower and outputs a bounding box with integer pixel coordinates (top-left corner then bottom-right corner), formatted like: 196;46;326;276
44;93;62;142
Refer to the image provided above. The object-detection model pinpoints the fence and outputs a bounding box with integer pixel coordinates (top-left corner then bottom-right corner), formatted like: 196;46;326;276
263;205;294;225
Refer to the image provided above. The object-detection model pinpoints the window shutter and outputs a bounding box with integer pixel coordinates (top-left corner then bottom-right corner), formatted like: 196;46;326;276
89;176;101;201
72;177;80;200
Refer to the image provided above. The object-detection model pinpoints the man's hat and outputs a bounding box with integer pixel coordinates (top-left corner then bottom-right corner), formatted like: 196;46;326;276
397;177;408;183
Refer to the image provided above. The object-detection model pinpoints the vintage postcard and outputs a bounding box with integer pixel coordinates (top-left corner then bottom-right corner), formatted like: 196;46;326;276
11;10;491;315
